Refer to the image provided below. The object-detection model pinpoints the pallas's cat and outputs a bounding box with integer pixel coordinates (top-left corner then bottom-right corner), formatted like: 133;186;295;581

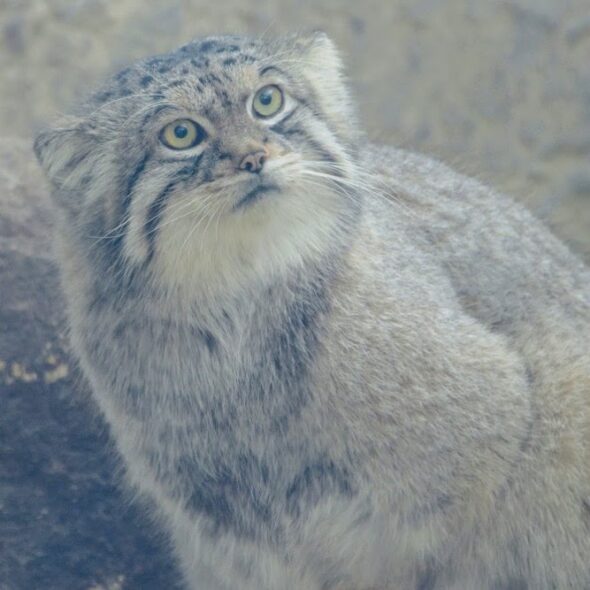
34;33;590;589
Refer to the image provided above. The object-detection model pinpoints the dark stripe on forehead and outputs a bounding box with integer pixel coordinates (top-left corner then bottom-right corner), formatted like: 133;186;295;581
144;153;204;263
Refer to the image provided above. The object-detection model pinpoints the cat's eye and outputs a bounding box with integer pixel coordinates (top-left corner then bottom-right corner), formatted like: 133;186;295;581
160;119;205;150
252;85;284;118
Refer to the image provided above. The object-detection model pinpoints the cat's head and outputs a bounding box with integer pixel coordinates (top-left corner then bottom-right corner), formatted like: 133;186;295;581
34;33;361;295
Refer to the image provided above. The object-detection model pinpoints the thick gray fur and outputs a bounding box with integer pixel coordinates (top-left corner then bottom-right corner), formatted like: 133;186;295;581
34;33;590;589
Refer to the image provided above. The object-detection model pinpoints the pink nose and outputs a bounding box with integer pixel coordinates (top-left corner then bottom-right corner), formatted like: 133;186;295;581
239;150;267;173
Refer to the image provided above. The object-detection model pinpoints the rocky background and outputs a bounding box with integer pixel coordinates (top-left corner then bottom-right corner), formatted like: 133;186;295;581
0;1;589;589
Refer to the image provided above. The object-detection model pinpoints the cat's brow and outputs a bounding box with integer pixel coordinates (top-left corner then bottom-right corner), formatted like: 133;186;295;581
259;65;287;77
140;103;180;126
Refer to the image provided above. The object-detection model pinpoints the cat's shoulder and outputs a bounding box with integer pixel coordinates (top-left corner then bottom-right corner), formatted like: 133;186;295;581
358;142;553;241
360;142;500;206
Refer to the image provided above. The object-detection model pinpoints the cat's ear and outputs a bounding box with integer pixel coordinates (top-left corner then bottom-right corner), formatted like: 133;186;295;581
34;118;100;193
295;31;358;144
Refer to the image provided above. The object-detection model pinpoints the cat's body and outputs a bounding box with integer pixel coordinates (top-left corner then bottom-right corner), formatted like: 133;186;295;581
34;34;589;589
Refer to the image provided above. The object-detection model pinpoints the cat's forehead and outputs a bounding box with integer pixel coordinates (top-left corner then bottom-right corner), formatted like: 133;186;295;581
87;36;287;115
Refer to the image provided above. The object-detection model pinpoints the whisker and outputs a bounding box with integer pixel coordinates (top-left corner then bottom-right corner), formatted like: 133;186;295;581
299;162;423;222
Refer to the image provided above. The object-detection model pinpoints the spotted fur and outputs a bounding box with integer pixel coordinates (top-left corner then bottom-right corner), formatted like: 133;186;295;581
35;33;590;589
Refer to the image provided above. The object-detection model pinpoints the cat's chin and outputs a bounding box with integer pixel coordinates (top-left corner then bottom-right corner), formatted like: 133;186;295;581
233;182;281;210
151;184;348;299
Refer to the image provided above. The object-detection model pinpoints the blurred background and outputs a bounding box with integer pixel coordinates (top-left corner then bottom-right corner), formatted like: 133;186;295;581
2;0;590;257
0;1;589;589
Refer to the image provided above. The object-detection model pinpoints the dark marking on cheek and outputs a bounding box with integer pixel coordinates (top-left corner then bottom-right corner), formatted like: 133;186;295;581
201;165;215;184
307;135;340;169
109;152;150;256
125;154;150;204
143;153;204;263
282;125;305;138
144;182;175;264
222;57;236;66
269;109;297;134
177;153;205;179
241;55;256;64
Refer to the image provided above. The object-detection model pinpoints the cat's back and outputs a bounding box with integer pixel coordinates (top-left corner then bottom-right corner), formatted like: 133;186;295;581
361;142;590;411
362;141;590;528
361;143;590;328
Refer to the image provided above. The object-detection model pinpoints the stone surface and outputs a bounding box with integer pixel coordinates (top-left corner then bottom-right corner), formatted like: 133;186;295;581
0;1;589;589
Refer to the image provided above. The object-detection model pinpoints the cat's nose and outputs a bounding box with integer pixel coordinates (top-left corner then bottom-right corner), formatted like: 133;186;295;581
239;149;268;174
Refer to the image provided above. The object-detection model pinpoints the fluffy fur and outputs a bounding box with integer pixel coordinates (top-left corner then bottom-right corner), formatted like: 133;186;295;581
34;33;590;589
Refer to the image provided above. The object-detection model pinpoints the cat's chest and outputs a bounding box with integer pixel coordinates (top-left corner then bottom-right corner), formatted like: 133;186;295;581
90;296;338;538
84;288;326;451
